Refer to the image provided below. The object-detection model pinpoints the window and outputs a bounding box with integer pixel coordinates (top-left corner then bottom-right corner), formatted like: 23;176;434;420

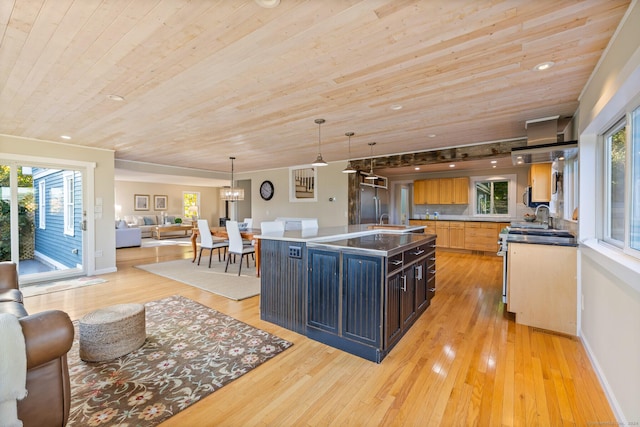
602;105;640;257
471;174;516;217
38;180;46;229
63;172;74;236
604;120;626;246
631;107;640;251
183;192;200;219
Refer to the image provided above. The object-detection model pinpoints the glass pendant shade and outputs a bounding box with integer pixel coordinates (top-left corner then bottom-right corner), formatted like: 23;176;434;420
220;156;245;201
311;118;328;166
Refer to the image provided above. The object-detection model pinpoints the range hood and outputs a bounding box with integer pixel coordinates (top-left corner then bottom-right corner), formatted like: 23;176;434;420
511;116;578;165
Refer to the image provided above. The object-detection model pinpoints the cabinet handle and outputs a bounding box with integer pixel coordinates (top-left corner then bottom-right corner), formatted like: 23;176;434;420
429;269;436;274
428;288;436;292
429;257;436;261
401;275;407;292
411;249;425;256
416;265;423;281
430;244;436;248
391;260;403;266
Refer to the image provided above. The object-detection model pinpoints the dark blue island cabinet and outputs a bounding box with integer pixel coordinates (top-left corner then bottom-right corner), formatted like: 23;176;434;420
306;237;436;363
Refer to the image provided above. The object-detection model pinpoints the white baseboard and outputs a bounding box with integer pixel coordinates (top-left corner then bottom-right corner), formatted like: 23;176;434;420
579;329;626;424
92;267;117;275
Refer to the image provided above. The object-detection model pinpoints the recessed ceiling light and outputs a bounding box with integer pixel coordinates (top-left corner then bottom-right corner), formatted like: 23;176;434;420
428;134;436;138
390;104;403;111
534;61;555;71
490;160;497;164
107;94;125;101
449;164;455;168
492;165;497;168
414;167;420;171
61;135;71;140
254;0;280;8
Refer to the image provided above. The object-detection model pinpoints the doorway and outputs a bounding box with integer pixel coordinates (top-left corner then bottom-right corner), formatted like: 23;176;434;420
1;163;86;284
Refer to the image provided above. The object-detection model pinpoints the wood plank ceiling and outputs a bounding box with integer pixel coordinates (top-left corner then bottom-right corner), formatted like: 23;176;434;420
0;0;631;175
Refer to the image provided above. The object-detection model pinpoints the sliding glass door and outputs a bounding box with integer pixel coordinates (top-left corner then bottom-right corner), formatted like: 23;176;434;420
0;163;85;283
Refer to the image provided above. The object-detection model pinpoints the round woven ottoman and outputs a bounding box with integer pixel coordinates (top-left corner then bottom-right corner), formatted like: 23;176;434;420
79;303;146;362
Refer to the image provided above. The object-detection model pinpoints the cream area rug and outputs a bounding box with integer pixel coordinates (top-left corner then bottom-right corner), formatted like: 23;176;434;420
135;258;259;301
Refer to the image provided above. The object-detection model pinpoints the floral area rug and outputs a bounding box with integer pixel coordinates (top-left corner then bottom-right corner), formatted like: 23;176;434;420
66;295;293;426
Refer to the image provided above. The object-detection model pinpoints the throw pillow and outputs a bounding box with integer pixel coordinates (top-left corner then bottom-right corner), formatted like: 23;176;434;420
116;220;128;229
166;216;176;224
143;216;156;225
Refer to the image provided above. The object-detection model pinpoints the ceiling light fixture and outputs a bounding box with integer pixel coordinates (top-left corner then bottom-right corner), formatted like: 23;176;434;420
254;0;280;8
428;134;437;138
490;160;497;164
107;94;125;101
60;135;71;140
220;156;244;202
390;104;403;110
449;164;455;168
342;132;357;174
311;118;328;167
414;167;420;171
534;61;555;71
365;142;378;180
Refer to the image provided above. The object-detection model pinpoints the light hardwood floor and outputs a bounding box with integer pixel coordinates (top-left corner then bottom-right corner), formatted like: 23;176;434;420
23;245;616;426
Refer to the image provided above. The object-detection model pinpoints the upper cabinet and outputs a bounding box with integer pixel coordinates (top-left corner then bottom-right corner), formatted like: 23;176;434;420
414;177;469;205
529;164;551;202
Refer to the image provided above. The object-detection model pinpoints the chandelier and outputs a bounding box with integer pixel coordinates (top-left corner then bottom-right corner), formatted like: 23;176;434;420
220;156;245;201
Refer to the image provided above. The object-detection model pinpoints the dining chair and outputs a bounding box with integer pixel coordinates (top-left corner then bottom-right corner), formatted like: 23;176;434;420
225;221;255;276
260;220;285;234
197;219;228;267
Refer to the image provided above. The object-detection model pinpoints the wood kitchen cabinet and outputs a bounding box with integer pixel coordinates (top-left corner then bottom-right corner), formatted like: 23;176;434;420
449;222;465;249
435;222;450;248
413;180;426;204
424;179;440;204
464;222;498;252
507;243;577;335
529;163;552;202
415;177;469;205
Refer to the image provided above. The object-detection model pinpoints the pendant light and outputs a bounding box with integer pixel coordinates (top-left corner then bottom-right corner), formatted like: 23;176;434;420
220;156;245;201
342;132;357;173
311;118;328;166
364;142;378;180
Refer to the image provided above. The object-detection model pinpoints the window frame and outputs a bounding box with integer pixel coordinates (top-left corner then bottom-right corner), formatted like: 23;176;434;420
183;191;200;219
38;180;46;229
63;172;74;236
602;119;626;248
470;174;517;218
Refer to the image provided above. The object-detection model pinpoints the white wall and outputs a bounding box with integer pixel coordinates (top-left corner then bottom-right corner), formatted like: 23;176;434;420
114;181;220;225
239;162;349;228
574;1;640;423
0;134;116;275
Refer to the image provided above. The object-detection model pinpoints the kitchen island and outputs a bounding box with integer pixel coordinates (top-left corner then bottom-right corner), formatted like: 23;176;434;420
258;224;436;363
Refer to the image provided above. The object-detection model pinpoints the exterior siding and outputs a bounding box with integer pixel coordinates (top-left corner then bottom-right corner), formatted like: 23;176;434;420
34;168;83;268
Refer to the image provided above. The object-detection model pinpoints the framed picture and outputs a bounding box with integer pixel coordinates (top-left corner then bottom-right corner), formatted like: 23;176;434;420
154;195;168;210
134;194;150;211
289;165;317;202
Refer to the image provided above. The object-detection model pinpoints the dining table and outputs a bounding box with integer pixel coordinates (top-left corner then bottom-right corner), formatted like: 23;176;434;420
190;226;262;277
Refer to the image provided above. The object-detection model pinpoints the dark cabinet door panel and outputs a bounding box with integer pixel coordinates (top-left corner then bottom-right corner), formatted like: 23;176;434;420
342;254;382;347
307;249;340;334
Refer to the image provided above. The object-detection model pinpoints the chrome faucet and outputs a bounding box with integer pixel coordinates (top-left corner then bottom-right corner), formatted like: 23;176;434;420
535;204;552;227
379;213;389;225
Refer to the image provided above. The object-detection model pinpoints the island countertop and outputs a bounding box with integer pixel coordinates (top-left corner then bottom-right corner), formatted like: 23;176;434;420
256;223;426;243
307;232;435;257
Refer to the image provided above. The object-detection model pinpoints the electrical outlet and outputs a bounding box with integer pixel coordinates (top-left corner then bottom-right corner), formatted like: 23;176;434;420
288;246;302;259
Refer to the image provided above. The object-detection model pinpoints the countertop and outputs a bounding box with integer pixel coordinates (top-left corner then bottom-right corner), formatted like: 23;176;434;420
257;224;433;256
409;216;516;223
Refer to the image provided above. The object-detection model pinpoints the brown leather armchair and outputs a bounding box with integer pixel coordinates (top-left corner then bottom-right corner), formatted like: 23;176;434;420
0;261;74;427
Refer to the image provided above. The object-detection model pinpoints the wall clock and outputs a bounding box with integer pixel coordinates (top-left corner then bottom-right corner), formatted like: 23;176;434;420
260;180;274;201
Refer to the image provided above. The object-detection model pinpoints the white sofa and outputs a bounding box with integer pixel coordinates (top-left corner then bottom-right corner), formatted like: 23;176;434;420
123;214;191;238
116;226;142;248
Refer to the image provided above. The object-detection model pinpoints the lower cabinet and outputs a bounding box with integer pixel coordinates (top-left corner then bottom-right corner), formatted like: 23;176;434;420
306;238;436;363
